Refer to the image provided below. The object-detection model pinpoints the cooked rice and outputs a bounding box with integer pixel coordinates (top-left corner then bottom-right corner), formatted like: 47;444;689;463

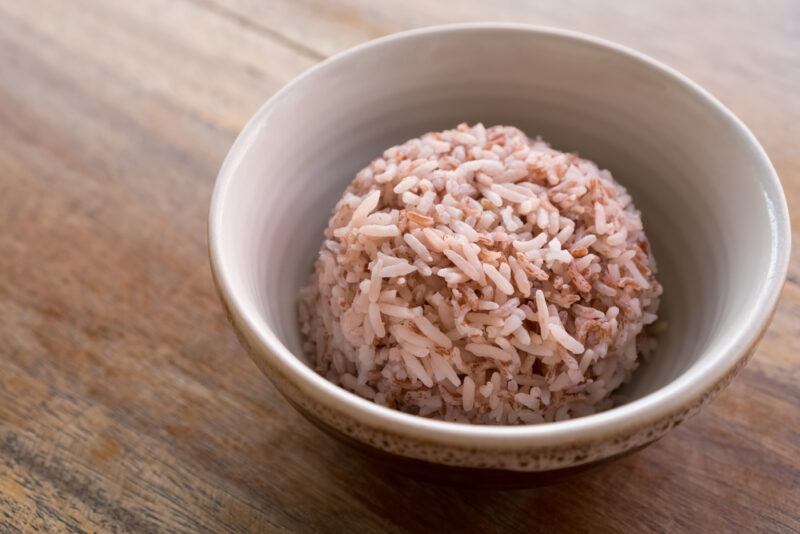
298;123;663;425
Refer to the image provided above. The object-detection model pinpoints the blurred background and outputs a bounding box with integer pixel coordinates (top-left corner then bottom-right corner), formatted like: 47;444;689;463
1;1;797;532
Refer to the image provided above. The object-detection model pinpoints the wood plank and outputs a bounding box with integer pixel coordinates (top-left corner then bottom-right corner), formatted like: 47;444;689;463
0;0;798;531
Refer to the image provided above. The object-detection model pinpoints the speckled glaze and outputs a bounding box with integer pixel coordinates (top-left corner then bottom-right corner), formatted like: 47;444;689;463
208;24;790;485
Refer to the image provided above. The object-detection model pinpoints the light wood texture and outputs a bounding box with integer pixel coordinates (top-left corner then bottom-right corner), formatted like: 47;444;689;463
0;1;798;532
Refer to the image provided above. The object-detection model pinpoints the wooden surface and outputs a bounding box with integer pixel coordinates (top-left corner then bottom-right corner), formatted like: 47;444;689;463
1;1;798;532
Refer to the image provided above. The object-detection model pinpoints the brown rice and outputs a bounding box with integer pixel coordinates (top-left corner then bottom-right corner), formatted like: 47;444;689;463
298;123;663;424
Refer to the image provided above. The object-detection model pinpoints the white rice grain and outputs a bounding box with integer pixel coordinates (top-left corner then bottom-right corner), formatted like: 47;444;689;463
360;224;400;238
535;289;550;340
393;176;419;194
380;261;417;278
462;376;476;411
401;351;433;387
465;343;512;362
413;315;453;348
403;233;433;263
351;189;381;226
483;263;514;295
444;249;486;284
368;302;385;337
549;322;585;354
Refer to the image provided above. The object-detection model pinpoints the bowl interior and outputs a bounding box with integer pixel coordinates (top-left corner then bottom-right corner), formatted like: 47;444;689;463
214;27;782;410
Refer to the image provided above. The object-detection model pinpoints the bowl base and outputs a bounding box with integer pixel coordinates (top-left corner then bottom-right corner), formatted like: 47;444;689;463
297;401;653;489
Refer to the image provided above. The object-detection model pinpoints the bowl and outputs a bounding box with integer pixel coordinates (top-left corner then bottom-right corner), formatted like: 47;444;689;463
208;24;790;486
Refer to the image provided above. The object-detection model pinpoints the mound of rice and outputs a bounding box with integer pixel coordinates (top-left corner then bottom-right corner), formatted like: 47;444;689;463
298;123;662;424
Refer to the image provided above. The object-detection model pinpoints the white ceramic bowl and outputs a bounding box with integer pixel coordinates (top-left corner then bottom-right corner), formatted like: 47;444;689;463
209;24;790;485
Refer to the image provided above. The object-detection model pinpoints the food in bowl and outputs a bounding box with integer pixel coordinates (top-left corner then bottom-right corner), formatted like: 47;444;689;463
298;123;662;424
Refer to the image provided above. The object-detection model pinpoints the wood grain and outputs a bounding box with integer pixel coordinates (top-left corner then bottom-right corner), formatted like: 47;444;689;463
0;0;798;532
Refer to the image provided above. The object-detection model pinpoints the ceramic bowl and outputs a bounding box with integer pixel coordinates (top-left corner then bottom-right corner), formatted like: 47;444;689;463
208;24;790;486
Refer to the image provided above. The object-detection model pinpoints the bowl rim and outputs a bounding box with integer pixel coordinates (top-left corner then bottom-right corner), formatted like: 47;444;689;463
208;22;791;449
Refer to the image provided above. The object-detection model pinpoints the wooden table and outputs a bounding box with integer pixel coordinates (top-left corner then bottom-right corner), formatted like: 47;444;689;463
1;1;797;532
